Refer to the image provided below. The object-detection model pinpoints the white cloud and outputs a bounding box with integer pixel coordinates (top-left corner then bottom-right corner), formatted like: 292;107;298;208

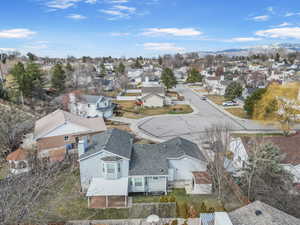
85;0;96;3
100;4;136;19
256;27;300;39
285;12;300;17
67;14;87;19
227;37;262;42
251;15;269;21
46;0;95;10
142;28;202;37
108;0;128;3
0;29;36;39
114;5;135;13
143;43;185;52
110;32;130;36
275;22;292;27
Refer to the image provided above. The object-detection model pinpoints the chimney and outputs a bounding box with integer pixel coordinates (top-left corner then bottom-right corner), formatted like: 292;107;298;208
78;137;88;157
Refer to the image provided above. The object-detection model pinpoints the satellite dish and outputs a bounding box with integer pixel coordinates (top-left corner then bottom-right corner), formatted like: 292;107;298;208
146;214;160;223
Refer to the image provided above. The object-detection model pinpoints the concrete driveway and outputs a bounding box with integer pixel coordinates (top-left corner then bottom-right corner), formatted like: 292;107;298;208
136;84;278;143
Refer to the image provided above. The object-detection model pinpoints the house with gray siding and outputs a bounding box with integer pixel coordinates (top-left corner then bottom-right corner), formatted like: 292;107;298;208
78;128;211;209
69;94;115;119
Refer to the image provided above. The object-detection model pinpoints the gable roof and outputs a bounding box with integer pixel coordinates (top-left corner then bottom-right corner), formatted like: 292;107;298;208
34;109;106;139
162;137;207;161
79;128;133;160
141;93;165;100
142;86;165;95
80;95;103;104
129;137;207;176
229;201;300;225
241;133;300;165
6;148;28;161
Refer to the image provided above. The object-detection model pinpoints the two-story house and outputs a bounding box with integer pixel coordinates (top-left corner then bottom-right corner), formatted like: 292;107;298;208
69;94;115;119
34;109;107;162
78;128;210;209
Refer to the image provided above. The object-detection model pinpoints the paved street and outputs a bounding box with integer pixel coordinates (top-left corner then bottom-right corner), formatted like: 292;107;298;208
136;84;278;143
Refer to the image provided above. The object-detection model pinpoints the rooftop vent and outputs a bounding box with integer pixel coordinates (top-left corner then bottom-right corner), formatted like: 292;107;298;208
255;210;262;216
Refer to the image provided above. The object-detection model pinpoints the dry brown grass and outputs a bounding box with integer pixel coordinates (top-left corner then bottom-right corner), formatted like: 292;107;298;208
207;95;226;105
225;107;249;119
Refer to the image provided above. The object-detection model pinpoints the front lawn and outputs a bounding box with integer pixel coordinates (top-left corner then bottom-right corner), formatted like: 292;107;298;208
224;107;249;119
133;189;224;217
114;101;193;119
207;95;226;105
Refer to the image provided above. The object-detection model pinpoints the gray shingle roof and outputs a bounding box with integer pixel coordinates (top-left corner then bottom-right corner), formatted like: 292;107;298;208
80;95;103;104
229;201;300;225
141;86;165;95
79;128;133;160
162;137;207;161
129;144;169;176
129;137;207;176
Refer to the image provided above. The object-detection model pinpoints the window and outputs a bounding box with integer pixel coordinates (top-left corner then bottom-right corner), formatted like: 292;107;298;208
64;136;69;141
118;163;121;173
18;161;27;169
134;178;143;187
107;163;116;174
88;104;90;108
153;176;158;180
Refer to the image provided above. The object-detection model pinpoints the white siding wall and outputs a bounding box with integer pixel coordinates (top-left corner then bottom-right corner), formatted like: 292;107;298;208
168;157;207;181
143;95;164;107
79;151;129;191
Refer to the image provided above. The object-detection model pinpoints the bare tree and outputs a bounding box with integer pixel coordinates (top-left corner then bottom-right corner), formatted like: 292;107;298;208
0;156;77;225
203;125;233;200
0;104;34;157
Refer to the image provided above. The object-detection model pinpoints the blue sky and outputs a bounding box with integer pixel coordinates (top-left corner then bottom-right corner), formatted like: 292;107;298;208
1;0;300;57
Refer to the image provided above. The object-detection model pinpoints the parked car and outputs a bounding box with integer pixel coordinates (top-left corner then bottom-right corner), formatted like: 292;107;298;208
201;96;207;101
222;101;238;107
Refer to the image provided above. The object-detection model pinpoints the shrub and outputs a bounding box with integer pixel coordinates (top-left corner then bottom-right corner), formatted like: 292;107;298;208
177;203;188;218
208;207;215;213
160;196;168;202
200;202;207;213
168;196;176;202
171;219;178;225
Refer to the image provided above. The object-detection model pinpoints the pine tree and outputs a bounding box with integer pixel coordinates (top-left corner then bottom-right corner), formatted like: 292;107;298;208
51;63;66;92
161;68;177;89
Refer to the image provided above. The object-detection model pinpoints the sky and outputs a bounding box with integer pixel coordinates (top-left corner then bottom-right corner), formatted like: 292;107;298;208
1;0;300;57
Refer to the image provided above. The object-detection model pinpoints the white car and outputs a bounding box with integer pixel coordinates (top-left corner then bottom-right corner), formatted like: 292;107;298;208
222;101;238;107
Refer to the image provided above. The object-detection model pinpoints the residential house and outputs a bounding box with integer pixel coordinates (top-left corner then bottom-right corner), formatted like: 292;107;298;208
241;134;300;185
69;94;115;119
141;85;166;107
6;148;31;175
34;109;107;162
78;128;210;209
229;201;300;225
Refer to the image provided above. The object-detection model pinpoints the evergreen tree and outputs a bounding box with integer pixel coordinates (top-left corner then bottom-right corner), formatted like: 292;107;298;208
244;88;267;117
51;63;66;92
161;68;177;89
224;81;243;100
117;62;125;74
186;68;203;83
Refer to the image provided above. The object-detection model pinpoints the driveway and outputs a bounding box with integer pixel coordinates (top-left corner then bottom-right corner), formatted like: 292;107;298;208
136;84;279;143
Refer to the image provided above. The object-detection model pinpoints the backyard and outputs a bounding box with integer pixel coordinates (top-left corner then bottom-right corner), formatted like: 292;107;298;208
133;189;224;218
114;101;193;119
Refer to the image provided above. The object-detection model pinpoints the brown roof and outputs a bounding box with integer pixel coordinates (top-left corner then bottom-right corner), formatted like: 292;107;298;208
241;133;300;165
34;109;107;139
192;171;212;184
6;148;28;161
